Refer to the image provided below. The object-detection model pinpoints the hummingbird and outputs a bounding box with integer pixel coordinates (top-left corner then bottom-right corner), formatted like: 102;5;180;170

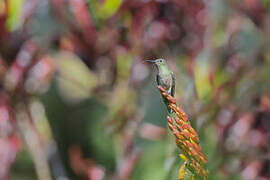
146;59;175;113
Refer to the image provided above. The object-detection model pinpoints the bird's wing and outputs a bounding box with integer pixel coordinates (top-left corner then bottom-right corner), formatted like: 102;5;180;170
156;74;161;86
171;72;175;97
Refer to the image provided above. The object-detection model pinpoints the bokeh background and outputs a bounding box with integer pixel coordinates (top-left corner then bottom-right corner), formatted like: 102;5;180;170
1;0;270;179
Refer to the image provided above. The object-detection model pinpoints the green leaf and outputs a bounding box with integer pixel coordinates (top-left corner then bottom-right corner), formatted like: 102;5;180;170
98;0;122;20
178;162;195;180
6;0;24;31
194;52;212;100
54;51;98;103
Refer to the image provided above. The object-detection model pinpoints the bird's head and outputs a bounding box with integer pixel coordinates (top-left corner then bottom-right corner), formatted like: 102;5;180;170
145;59;166;67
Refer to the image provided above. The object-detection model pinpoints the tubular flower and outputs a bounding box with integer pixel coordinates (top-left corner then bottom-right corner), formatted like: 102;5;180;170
158;86;208;179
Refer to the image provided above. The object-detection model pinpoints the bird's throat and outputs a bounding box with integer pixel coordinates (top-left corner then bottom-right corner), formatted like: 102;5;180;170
158;64;170;76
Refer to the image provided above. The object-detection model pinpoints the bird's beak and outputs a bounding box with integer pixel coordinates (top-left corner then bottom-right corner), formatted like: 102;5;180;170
145;60;156;63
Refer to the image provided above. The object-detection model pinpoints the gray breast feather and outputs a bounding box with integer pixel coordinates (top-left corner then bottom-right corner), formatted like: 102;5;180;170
159;76;172;91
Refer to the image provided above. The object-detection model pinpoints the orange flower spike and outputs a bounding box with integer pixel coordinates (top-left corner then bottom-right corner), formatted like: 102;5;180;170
178;121;186;130
191;134;200;144
191;163;201;174
166;94;174;101
189;147;198;156
190;162;196;169
174;116;181;124
185;141;194;151
167;116;174;124
170;97;176;104
188;127;198;137
182;122;191;130
190;159;197;166
199;154;207;164
181;130;190;140
176;107;188;118
200;156;207;164
196;168;201;175
168;124;185;141
179;140;189;150
157;85;208;178
168;123;175;131
181;140;188;147
158;85;165;92
181;114;188;122
187;150;193;157
177;144;189;155
174;131;184;140
193;143;204;155
177;106;185;114
176;124;184;132
190;149;201;163
173;129;181;138
184;129;191;138
169;103;176;110
176;112;182;119
170;104;177;111
196;162;201;170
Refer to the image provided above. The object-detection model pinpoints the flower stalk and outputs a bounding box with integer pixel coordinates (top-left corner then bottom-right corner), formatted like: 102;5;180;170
157;86;208;179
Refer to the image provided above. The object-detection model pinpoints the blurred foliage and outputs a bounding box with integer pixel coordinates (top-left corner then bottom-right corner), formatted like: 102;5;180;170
97;0;123;20
1;0;270;180
6;0;24;31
